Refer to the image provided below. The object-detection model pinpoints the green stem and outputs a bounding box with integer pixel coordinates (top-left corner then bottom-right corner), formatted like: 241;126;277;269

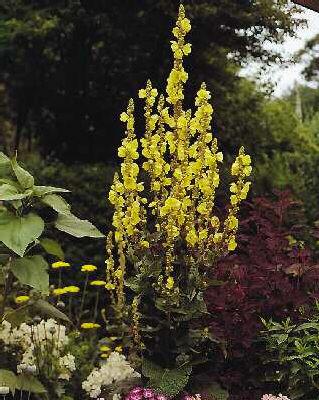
77;274;89;327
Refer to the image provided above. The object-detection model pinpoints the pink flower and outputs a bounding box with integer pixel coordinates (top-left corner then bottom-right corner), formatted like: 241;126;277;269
143;389;155;398
261;395;290;400
156;395;167;400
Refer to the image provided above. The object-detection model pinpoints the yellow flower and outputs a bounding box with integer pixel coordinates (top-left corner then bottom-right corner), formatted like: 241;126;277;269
186;229;198;246
120;112;129;122
166;276;174;290
105;283;115;290
81;264;97;272
53;288;67;296
213;233;223;243
90;280;106;286
15;295;30;304
81;322;101;329
228;216;238;230
228;237;237;251
115;346;123;353
100;345;111;352
138;89;147;98
140;240;150;248
52;261;70;269
64;286;80;293
114;269;123;279
180;17;191;33
183;43;192;55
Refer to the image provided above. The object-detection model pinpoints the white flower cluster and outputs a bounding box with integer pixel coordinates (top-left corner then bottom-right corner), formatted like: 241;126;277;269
262;395;290;400
0;319;75;380
82;352;140;398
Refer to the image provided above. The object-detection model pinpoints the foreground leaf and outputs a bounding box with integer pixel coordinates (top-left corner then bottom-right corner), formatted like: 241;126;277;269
33;185;70;196
0;211;44;256
11;255;49;293
11;156;34;189
40;237;64;260
0;183;32;201
42;193;71;214
55;213;104;238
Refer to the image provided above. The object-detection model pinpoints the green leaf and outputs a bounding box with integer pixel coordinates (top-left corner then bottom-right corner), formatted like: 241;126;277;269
142;359;164;381
154;366;192;396
33;185;70;196
41;193;71;214
16;375;46;393
0;184;32;201
55;213;104;238
4;305;31;327
0;152;10;163
11;156;34;189
0;153;13;180
0;369;17;393
0;211;44;256
142;359;191;397
40;238;64;260
0;370;46;394
33;299;70;322
11;255;49;293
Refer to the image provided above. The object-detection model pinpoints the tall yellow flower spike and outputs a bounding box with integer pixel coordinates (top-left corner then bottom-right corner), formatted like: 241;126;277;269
107;5;252;297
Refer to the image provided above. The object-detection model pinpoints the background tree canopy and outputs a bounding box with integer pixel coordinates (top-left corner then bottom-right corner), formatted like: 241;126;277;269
0;0;303;161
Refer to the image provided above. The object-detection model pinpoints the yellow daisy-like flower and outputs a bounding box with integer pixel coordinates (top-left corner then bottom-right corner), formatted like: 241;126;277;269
115;346;123;353
80;322;101;329
15;295;30;304
81;264;97;272
64;286;80;293
90;280;106;286
52;288;67;296
52;261;70;269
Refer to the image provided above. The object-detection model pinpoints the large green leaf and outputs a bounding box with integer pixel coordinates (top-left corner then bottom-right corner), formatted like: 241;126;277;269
0;211;44;256
41;193;71;214
33;185;70;196
11;156;34;189
40;237;64;260
11;255;49;292
55;213;104;238
0;183;32;201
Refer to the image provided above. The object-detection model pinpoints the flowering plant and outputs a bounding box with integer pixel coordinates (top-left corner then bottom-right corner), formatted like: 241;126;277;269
103;4;252;396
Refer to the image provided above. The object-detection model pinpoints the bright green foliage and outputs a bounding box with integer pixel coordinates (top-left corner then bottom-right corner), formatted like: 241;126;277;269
0;151;103;324
261;303;319;400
